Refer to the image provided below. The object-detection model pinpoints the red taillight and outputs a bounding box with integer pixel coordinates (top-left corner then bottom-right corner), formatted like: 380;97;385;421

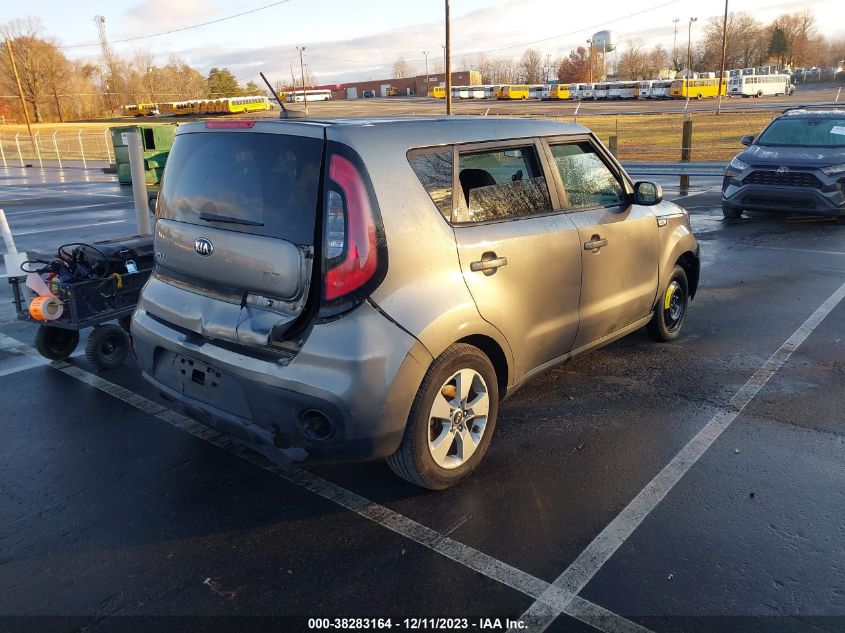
324;154;378;301
205;120;256;128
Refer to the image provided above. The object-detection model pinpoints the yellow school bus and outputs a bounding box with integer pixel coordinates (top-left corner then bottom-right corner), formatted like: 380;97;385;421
499;84;529;100
428;85;446;99
548;84;570;100
669;78;727;99
223;96;272;113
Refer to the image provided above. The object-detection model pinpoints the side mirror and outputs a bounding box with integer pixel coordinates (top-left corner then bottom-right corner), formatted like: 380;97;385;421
740;134;754;146
633;181;664;206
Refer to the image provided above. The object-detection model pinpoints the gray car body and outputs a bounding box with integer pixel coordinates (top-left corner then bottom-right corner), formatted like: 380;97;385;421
723;110;845;216
132;117;699;464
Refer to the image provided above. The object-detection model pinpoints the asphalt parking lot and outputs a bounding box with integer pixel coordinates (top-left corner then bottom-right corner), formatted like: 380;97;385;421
1;165;843;633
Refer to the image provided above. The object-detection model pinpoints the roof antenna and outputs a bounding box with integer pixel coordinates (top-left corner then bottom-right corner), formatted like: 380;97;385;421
260;71;288;119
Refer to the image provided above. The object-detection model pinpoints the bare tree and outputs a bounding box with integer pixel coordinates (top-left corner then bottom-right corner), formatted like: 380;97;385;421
617;39;648;79
519;48;543;83
392;56;410;78
488;57;518;83
0;17;55;122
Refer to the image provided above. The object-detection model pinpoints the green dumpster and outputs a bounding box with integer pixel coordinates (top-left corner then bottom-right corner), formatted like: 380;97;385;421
111;124;177;186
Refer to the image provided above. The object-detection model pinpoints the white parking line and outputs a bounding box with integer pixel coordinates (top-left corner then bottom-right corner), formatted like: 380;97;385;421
512;278;845;632
758;246;845;257
0;330;651;633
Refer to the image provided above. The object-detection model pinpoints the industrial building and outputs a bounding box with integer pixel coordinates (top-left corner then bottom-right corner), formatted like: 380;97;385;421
306;71;482;99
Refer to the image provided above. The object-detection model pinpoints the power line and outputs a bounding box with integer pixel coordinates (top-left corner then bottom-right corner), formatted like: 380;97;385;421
59;0;295;49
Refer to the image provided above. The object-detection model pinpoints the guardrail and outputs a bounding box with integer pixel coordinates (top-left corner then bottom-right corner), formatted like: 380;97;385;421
623;161;726;176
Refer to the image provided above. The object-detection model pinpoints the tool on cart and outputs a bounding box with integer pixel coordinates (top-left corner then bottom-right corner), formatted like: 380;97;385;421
9;236;154;371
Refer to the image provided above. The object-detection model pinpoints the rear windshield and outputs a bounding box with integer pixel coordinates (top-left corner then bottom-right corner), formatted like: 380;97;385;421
158;131;323;244
756;118;845;147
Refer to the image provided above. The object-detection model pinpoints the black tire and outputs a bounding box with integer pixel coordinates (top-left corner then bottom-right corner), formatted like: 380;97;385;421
696;93;703;100
647;265;689;343
118;315;132;333
387;344;499;490
85;324;130;371
722;203;743;220
34;325;79;361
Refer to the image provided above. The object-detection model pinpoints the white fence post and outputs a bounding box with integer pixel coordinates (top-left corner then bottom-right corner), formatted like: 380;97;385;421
33;132;42;168
14;133;23;167
104;129;113;163
0;135;6;168
127;132;152;235
52;131;62;169
78;131;86;169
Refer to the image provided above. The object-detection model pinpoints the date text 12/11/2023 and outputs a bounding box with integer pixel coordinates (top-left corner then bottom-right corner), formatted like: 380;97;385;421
307;618;528;630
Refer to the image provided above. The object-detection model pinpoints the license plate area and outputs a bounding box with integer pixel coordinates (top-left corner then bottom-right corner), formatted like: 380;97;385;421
176;355;223;403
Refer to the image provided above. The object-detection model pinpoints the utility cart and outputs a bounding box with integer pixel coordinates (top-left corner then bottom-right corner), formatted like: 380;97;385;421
9;270;151;371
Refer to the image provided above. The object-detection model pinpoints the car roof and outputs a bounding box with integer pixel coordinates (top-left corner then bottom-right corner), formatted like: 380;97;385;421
778;108;845;119
177;116;591;144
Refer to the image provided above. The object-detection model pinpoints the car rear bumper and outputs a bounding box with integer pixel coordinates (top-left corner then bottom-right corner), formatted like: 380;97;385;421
723;183;845;216
132;299;432;464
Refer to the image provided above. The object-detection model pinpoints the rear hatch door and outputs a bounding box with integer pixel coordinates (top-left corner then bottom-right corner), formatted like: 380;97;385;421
149;122;324;347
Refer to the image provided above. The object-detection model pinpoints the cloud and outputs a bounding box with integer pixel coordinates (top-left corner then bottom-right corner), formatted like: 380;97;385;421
124;0;223;33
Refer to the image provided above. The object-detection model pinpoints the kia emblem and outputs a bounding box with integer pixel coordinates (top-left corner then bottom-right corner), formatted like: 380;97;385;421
194;237;214;256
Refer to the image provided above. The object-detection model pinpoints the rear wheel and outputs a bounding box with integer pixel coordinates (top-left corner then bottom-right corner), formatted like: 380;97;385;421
34;325;79;361
85;324;130;371
387;344;498;490
647;265;689;342
696;93;703;100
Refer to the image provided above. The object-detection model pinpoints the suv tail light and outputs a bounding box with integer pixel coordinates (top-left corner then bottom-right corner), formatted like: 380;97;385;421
323;153;384;303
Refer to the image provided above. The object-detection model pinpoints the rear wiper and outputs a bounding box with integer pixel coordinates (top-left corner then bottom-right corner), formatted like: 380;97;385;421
199;212;263;226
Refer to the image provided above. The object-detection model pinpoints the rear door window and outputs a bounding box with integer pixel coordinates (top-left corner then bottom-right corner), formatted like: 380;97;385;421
408;149;454;221
158;131;323;245
455;145;552;223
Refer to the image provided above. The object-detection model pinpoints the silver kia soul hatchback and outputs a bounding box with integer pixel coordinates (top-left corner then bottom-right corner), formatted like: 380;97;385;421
132;117;700;489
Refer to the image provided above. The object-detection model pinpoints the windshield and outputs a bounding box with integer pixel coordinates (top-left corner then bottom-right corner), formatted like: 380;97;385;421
158;131;323;244
756;118;845;147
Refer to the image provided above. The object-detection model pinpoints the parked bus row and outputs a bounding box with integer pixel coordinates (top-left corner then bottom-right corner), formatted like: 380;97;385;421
426;73;794;102
122;96;274;117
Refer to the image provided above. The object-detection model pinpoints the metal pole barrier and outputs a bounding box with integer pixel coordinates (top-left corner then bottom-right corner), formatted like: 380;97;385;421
608;135;618;159
127;132;152;235
52;131;62;170
78;131;86;169
680;118;693;195
15;133;23;167
104;129;113;163
0;209;16;255
33;132;42;168
0;135;6;168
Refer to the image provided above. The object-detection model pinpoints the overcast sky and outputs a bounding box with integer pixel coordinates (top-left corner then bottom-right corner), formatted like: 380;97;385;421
6;0;845;85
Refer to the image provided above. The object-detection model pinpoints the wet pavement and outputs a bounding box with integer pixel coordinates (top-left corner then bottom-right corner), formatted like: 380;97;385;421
0;166;843;632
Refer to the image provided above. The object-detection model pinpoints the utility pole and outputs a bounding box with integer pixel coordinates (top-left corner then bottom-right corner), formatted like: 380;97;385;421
297;45;308;116
423;51;430;97
672;18;680;70
94;16;117;116
445;0;452;115
687;17;698;97
587;39;593;83
716;0;729;112
290;61;296;96
5;40;37;157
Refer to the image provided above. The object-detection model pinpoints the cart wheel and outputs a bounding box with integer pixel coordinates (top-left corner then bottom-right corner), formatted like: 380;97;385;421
85;324;130;371
118;315;132;333
34;325;79;361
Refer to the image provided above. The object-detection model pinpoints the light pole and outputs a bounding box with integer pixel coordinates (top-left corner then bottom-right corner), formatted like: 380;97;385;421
587;38;592;83
717;0;729;111
297;45;308;115
445;0;452;115
423;51;430;97
687;17;698;97
672;18;680;70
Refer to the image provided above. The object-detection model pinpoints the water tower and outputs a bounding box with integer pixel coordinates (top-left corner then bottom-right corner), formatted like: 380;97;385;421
590;30;616;81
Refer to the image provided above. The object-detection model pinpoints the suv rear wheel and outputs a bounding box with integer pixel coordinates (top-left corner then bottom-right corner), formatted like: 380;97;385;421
387;344;499;490
722;203;743;220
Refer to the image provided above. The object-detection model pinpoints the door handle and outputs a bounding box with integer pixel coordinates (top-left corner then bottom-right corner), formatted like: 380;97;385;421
470;252;508;276
584;236;608;252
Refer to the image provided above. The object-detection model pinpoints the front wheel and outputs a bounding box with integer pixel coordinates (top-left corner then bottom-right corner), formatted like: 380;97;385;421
722;202;743;220
387;344;499;490
647;265;689;342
